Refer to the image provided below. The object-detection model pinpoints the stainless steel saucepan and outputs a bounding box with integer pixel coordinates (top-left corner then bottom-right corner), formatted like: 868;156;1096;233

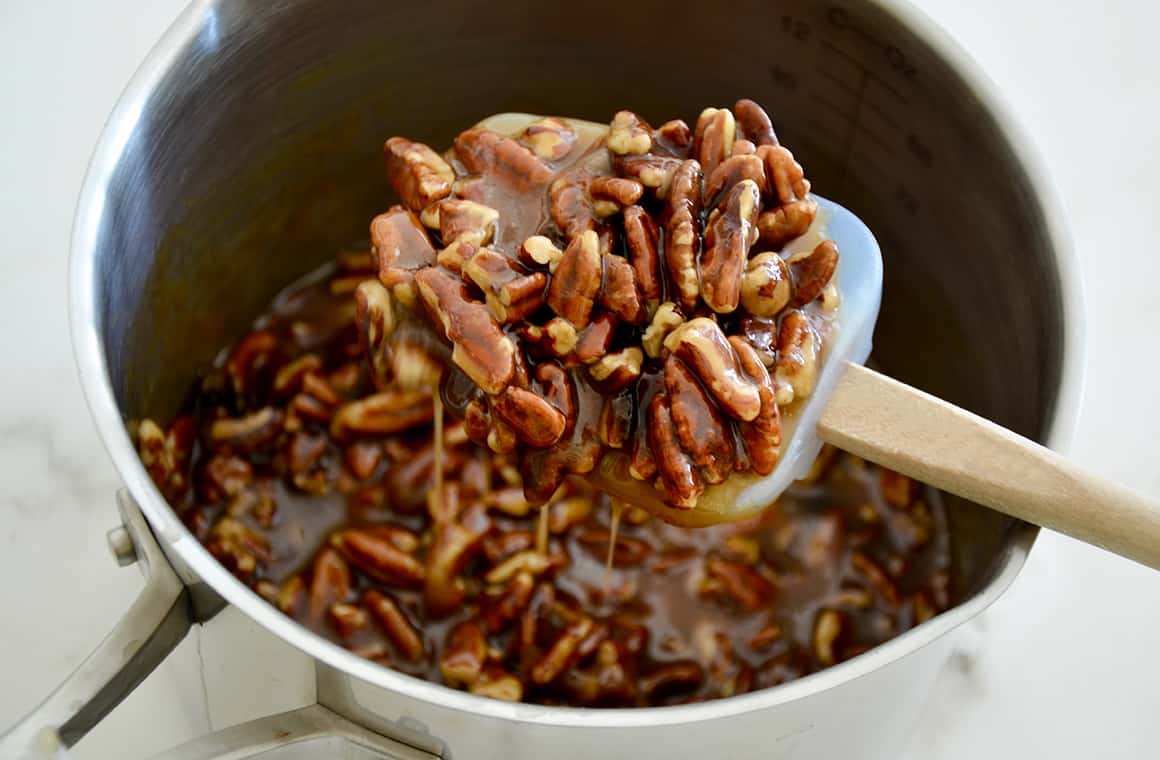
1;0;1084;757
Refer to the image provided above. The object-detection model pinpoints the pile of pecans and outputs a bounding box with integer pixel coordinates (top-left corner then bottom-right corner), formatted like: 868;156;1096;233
365;101;839;510
137;254;951;707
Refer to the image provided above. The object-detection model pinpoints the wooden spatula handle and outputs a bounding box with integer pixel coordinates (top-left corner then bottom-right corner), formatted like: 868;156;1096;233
819;363;1160;569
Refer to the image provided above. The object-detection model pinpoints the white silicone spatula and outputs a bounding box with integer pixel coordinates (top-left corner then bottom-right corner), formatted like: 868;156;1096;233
653;195;1160;570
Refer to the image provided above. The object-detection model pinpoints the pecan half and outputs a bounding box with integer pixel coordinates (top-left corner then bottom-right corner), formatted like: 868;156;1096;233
493;386;567;448
574;311;618;364
208;407;283;452
589;177;644;218
518;235;564;270
550;170;596;241
655;119;693;155
758;144;811;205
441;620;487;686
705;557;775;611
740;252;792;317
773;310;819;405
599;252;647;324
224;330;278;399
607;110;653;156
535;362;577;428
757;198;818;249
663;318;761;421
532;618;594;684
704;153;767;204
371;206;437;303
518;317;578;359
664;160;703;311
734;99;779;147
664;356;734;484
364;589;425;661
546;230;602;328
463;247;548;324
471;665;525;702
330;391;433;439
693;108;736;176
647;392;702;509
425;503;491;616
331;528;426;588
739;316;778;367
588;347;643;393
427;199;499;247
415;266;514;395
623;206;662;306
454;129;552;190
308;548;351;620
354;280;394;386
383;137;455;211
597;393;633;449
730;336;781;475
615;155;683;199
521;116;577;161
641;302;684;359
788;240;839;307
700;179;761;313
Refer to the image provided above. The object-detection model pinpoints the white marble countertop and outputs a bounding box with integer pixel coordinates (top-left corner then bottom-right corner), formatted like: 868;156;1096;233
1;1;1158;757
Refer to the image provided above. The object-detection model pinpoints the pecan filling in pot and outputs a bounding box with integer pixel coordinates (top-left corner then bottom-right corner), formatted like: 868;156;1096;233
136;100;951;707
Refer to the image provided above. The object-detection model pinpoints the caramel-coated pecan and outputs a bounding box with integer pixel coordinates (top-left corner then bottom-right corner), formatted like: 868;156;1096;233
441;620;487;686
308;548;351;620
588;347;643;393
546;230;602;329
550;170;596;241
425;199;499;247
532;618;594;684
693;108;736;176
741;252;792;318
383;137;455;211
518;235;564;270
614;155;683;199
788;240;839;307
664;160;703;311
598;393;633;449
472;665;525;702
704;153;767;204
521;116;577;161
700;179;761;313
425;503;491;616
599;252;647;324
589;177;644;218
623;206;662;306
574;311;618;364
208;407;283;452
415;266;514;395
729;336;781;476
647;392;702;509
331;528;426;588
371;206;437;302
705;557;775;611
663;356;734;484
757;198;818;249
655;119;693;155
734;99;779;147
493;386;567;448
463;247;548;324
330;391;433;439
535;362;577;430
137;417;194;502
758;144;811;205
663;318;761;421
773;310;819;405
354;280;394;386
607;110;653;156
518;317;578;359
454;129;552;189
641;302;684;358
364;589;425;661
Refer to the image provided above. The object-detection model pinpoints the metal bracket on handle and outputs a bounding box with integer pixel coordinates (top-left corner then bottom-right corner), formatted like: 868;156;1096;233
0;490;193;758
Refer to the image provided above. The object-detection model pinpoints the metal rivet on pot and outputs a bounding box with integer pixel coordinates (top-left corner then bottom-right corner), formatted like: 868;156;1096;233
106;525;137;566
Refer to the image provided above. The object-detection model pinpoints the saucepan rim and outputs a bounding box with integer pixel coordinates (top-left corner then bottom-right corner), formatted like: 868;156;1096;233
68;0;1084;729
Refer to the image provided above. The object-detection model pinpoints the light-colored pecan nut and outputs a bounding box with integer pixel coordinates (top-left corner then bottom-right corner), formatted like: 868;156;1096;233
426;199;500;247
693;108;736;177
484;549;552;585
599;253;647;324
664;160;703;311
518;235;564;271
598;393;633;449
331;528;425;588
308;548;351;621
734;99;779;147
137;417;195;502
607;110;653;156
383;137;455;211
454;128;552;189
521;116;577;161
614;155;683;199
434;238;476;274
588;346;643;393
623;206;662;306
441;619;488;686
647;392;703;509
535;362;577;430
493;386;567;448
787;239;839;307
812;609;844;666
425;503;491;616
389;338;444;393
663;318;761;421
532;617;594;684
330;391;433;439
654;119;693;155
364;589;425;661
415;266;515;395
471;665;525;702
757;144;811;205
354;280;394;386
518;318;578;360
487;416;519;455
641;302;684;358
550;170;596;241
371;206;437;304
773;310;819;405
546;230;602;328
729;336;781;475
209;407;283;452
700;179;761;313
589;177;644;218
463;247;548;324
704;153;767;204
741;252;792;317
663;356;734;484
757;198;818;249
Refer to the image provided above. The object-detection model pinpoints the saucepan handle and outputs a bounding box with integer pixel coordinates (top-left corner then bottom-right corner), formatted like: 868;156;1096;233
0;490;193;758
